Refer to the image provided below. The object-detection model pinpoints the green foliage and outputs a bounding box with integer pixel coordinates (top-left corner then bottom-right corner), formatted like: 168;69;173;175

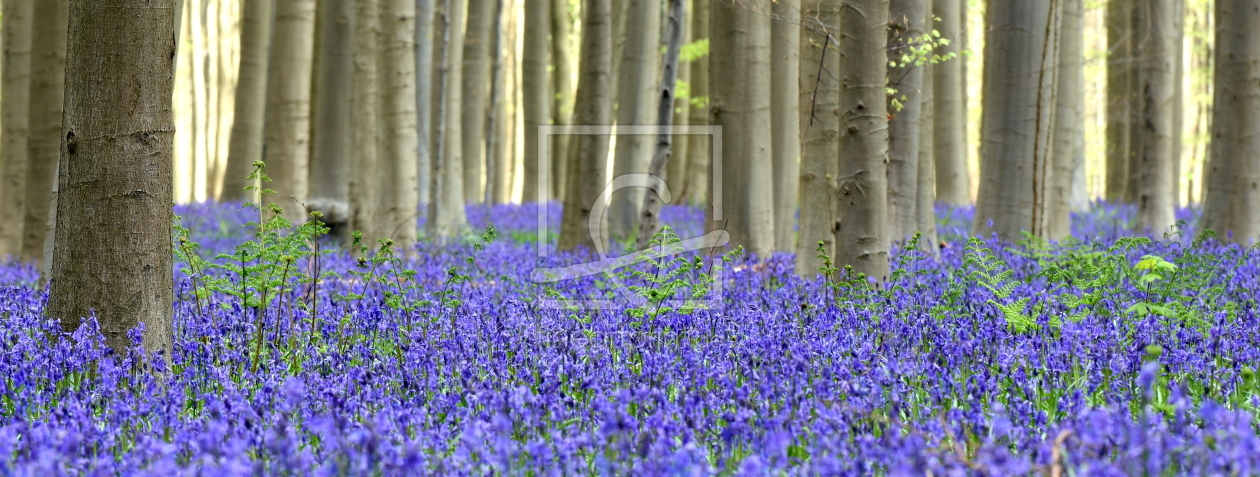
886;17;965;113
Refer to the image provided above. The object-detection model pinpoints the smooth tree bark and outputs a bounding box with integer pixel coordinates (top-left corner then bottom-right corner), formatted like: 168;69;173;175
795;0;840;276
836;0;890;280
1202;0;1259;244
770;0;801;253
0;0;33;259
886;0;929;243
608;0;662;241
484;0;506;204
932;0;968;205
416;0;434;205
1171;0;1183;205
666;13;691;200
972;0;1060;242
917;57;938;251
350;0;381;240
380;0;421;250
711;0;774;259
21;0;68;265
550;0;574;199
557;0;612;251
223;0;275;201
683;0;710;206
635;0;684;248
1104;0;1131;201
49;0;176;356
521;0;549;202
264;0;316;224
1132;0;1176;234
428;0;469;237
461;0;494;202
310;0;355;235
1049;0;1084;241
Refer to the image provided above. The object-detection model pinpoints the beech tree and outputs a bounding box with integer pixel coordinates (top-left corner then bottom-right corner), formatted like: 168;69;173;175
21;0;68;266
1104;0;1131;201
972;0;1060;242
608;0;661;241
770;0;800;252
1131;0;1176;234
885;0;928;243
1202;0;1260;244
223;0;275;202
550;0;575;200
428;0;469;237
835;0;890;280
521;0;549;202
48;0;177;356
932;0;968;205
380;0;421;250
917;55;938;250
263;0;316;224
683;0;710;206
0;0;33;259
461;0;494;202
1049;0;1084;241
557;0;612;251
309;0;355;237
350;0;381;240
795;0;840;276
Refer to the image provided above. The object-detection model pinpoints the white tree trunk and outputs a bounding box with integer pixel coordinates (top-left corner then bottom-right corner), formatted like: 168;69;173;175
380;0;421;250
770;0;800;252
886;0;929;243
608;0;661;241
931;0;969;205
1132;0;1176;234
263;0;316;224
222;0;274;202
795;0;840;276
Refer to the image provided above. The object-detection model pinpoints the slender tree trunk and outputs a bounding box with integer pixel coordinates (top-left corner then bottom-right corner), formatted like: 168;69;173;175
379;0;421;250
608;0;661;241
972;0;1060;242
1132;0;1176;234
711;0;774;259
428;0;469;236
768;0;801;253
1171;0;1183;207
49;0;176;356
485;0;506;204
1202;0;1258;244
886;0;929;243
223;0;275;202
416;0;434;206
263;0;316;224
550;0;574;200
795;0;839;276
351;0;381;240
461;0;493;203
492;0;518;204
557;0;612;251
836;0;890;280
635;0;684;248
521;0;549;202
666;10;691;201
932;0;968;205
0;0;34;259
683;0;710;206
1104;0;1131;201
310;0;355;235
21;0;68;266
917;56;938;251
1049;0;1083;241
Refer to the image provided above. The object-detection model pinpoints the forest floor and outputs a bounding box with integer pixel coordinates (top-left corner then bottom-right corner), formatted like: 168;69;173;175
0;201;1257;475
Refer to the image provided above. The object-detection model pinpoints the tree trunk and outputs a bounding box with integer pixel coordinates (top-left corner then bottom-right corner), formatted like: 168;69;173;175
836;0;890;280
351;0;381;240
416;0;434;205
635;0;684;249
223;0;274;202
666;10;691;201
886;0;929;243
1132;0;1176;234
931;0;968;205
1104;0;1130;201
49;0;176;357
972;0;1060;242
917;56;938;251
492;0;518;204
264;0;316;224
795;0;839;276
1049;0;1083;241
310;0;354;235
380;0;421;250
557;0;612;251
428;0;469;236
484;0;506;204
21;0;67;266
608;0;661;241
711;0;774;259
521;0;549;202
0;0;33;259
1202;0;1258;244
550;0;574;200
683;0;709;206
1171;0;1183;207
461;0;493;203
769;0;800;253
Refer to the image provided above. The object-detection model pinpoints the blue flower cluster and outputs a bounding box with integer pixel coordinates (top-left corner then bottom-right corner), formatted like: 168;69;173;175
0;202;1256;475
